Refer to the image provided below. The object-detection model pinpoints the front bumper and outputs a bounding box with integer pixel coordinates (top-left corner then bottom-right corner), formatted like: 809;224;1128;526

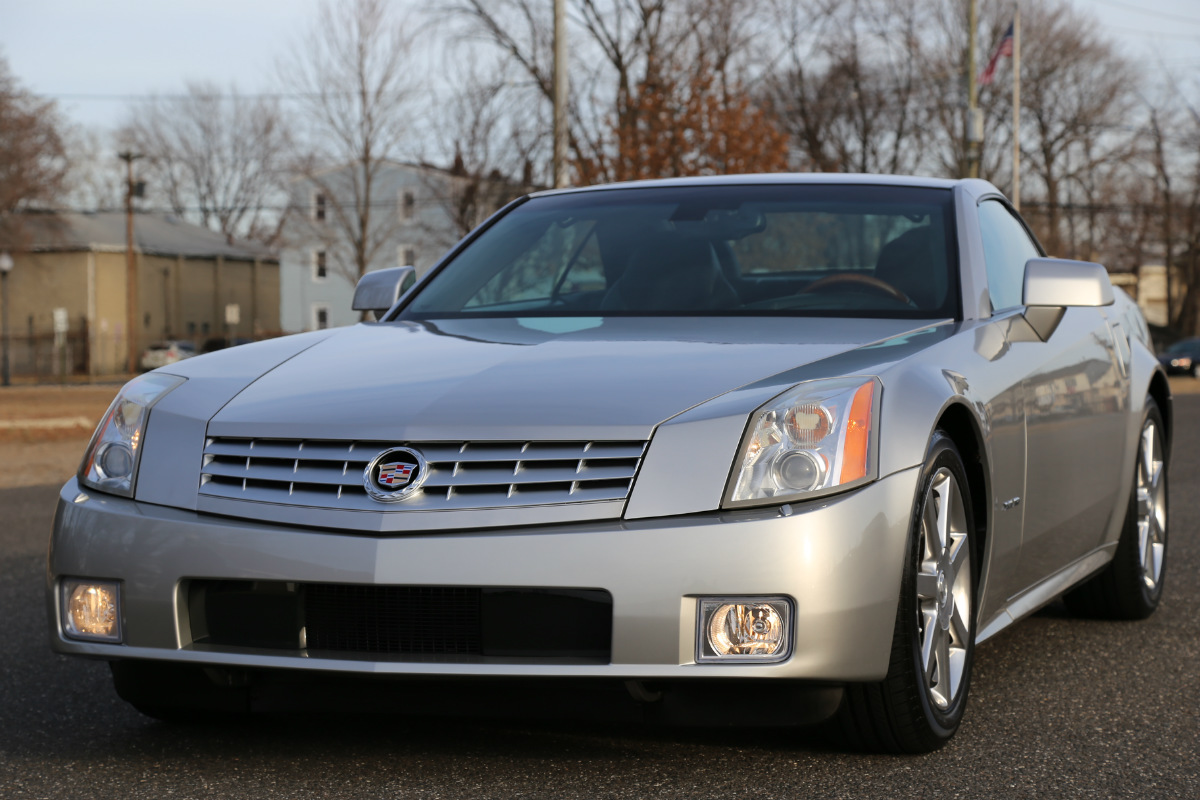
47;467;918;682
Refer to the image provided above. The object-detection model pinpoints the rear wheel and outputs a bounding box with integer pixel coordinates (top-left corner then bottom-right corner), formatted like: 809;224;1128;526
834;432;977;753
1064;399;1167;619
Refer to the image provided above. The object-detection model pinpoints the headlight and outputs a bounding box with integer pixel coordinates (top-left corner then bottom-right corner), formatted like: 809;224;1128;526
724;376;879;507
78;373;185;498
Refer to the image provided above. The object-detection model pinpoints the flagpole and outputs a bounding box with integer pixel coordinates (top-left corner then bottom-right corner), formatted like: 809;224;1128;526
1012;3;1022;211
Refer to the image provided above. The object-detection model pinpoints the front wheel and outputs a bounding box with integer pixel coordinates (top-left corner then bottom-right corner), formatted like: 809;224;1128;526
834;432;977;753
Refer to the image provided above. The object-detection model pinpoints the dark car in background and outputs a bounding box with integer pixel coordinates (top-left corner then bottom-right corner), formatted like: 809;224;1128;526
201;337;253;354
1159;337;1200;376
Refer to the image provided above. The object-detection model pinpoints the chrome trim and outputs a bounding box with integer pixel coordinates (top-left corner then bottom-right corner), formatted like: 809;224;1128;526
199;437;647;515
695;596;794;664
363;447;429;502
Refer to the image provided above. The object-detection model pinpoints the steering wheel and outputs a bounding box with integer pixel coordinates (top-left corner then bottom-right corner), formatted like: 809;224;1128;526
801;273;915;306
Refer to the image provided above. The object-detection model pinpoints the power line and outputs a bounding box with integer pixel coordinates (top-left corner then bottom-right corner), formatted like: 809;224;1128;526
1092;0;1200;26
1101;25;1200;42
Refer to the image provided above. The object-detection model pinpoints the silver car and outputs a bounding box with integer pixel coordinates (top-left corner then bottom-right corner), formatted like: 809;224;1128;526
48;175;1170;753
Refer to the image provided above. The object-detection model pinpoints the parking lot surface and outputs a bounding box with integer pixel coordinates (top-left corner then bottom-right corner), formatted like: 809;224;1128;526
1;397;1197;799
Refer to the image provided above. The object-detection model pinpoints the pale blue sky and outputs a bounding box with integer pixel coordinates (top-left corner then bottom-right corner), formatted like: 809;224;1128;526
2;0;1198;131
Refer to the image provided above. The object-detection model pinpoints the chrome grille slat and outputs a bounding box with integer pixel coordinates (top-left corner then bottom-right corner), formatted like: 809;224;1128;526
203;459;355;486
199;438;647;512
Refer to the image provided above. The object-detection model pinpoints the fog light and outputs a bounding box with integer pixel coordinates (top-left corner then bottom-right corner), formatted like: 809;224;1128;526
62;580;122;642
698;597;791;663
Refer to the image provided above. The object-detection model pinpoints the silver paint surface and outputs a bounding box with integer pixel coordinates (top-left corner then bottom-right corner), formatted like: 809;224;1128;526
46;175;1170;690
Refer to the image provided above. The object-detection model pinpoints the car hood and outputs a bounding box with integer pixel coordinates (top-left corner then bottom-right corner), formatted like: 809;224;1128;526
207;316;939;441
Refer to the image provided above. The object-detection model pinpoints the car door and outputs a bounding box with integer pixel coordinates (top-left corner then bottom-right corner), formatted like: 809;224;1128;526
975;199;1129;598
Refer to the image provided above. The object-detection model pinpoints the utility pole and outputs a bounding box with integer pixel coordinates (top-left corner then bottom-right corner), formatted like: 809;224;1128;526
965;0;982;179
552;0;569;188
119;151;142;374
0;252;12;387
1012;4;1021;210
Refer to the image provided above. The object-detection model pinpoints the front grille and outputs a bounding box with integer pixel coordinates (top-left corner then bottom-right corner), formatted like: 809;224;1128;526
198;438;646;512
305;585;481;654
189;581;613;661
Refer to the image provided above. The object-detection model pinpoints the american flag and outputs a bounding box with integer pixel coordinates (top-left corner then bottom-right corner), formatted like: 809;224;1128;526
979;23;1014;86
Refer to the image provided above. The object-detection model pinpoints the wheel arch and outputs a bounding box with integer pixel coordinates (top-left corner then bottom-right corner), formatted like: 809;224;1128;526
932;402;990;577
1147;368;1172;462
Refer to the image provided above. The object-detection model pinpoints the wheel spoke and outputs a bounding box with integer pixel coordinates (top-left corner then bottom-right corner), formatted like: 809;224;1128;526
921;500;939;562
944;532;967;586
1141;424;1156;481
934;474;954;554
1139;519;1152;570
931;628;952;707
920;606;938;679
1150;542;1165;583
950;596;971;646
946;646;967;701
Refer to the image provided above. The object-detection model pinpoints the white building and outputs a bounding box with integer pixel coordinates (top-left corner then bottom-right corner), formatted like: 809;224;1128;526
279;161;515;332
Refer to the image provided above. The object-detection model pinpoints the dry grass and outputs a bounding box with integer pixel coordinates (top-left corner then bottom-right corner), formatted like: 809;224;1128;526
0;385;119;488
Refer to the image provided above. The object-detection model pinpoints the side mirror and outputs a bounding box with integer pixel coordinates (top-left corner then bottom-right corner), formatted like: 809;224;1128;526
1021;258;1113;340
1023;257;1114;308
352;266;416;320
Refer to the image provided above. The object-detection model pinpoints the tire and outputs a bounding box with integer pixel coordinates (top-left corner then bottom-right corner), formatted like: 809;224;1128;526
110;660;251;722
1064;398;1168;620
833;431;978;753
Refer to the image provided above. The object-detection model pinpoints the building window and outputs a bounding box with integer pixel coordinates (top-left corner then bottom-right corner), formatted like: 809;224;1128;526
313;192;326;223
312;303;330;331
401;190;415;220
397;244;417;268
313;250;327;281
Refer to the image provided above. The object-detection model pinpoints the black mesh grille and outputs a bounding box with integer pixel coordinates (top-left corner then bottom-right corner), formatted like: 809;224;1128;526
304;585;482;655
189;580;612;661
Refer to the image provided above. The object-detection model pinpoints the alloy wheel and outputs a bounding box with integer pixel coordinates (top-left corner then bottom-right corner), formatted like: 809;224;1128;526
915;468;972;710
1137;418;1167;593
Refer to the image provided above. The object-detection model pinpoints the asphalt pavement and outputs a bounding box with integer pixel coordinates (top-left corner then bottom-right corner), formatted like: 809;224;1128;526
2;399;1197;799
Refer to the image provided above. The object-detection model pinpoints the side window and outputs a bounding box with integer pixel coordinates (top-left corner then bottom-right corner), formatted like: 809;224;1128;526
977;199;1041;312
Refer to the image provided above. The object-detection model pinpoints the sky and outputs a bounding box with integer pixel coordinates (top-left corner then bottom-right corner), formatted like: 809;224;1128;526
2;0;1199;132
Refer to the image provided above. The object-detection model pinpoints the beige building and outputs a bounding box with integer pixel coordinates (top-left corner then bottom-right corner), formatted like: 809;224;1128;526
6;212;279;376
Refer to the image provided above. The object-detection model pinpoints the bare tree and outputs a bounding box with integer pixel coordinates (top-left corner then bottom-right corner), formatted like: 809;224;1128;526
280;0;420;284
767;0;937;176
450;0;786;183
423;60;540;239
118;82;291;242
449;0;676;183
59;127;126;212
1014;0;1136;256
0;56;68;249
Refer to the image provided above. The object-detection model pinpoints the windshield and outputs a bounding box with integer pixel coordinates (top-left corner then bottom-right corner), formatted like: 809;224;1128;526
401;184;959;320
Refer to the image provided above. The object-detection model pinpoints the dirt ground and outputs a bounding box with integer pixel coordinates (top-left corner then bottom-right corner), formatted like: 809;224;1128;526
0;385;119;489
